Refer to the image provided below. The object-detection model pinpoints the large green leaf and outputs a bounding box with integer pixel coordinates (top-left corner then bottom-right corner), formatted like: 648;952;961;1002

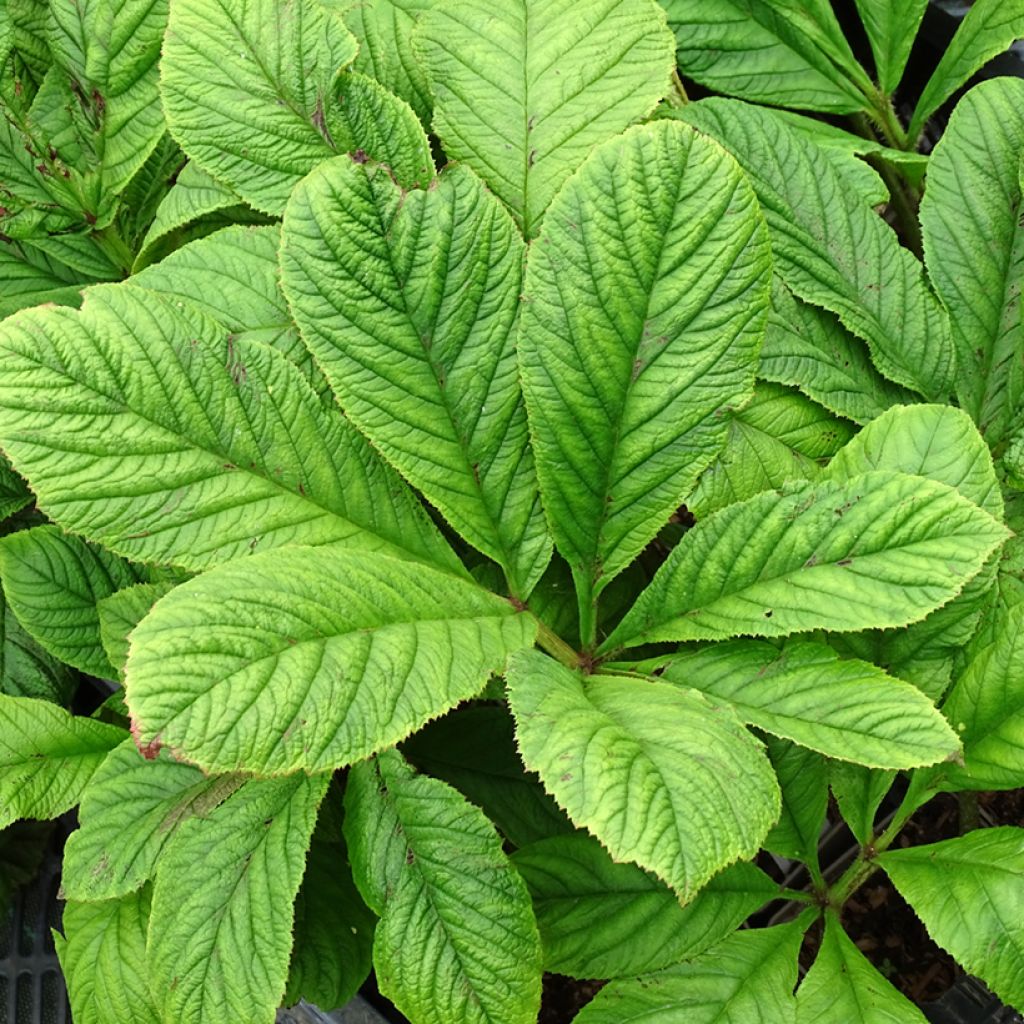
125;547;536;774
62;739;244;901
852;0;928;94
0;285;458;572
575;924;803;1024
0;525;138;677
518;119;770;633
282;157;549;597
677;99;956;401
602;470;1007;651
909;0;1024;141
661;0;868;113
0;591;75;703
512;834;777;979
345;750;542;1024
796;913;928;1023
0;694;124;828
149;773;329;1024
56;887;160;1024
507;650;779;901
415;0;674;237
880;828;1024;1011
919;78;1024;445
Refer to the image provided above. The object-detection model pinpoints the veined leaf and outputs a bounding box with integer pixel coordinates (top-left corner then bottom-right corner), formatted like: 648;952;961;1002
518;120;770;628
661;639;959;768
512;834;777;980
507;650;779;901
0;592;75;703
125;546;536;774
880;828;1024;1011
0;285;458;572
149;773;329;1024
853;0;928;94
282;157;550;597
575;924;803;1024
796;913;928;1023
345;750;542;1024
909;0;1024;141
677;99;956;401
56;887;160;1024
920;78;1024;445
0;694;125;828
762;738;828;863
96;582;176;676
415;0;675;237
0;237;107;318
0;525;138;677
0;454;31;522
830;762;894;846
603;470;1007;651
62;739;245;901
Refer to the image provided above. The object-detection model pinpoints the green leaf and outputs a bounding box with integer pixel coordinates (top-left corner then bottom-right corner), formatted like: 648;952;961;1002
661;0;867;113
0;285;458;573
661;639;959;768
0;454;31;522
96;582;175;677
909;0;1024;141
853;0;928;94
0;591;75;703
919;78;1024;445
56;887;161;1024
518;119;770;626
149;773;329;1024
415;0;675;237
880;827;1024;1011
829;762;894;846
507;649;779;901
282;157;550;597
345;750;542;1024
62;739;244;901
760;279;915;425
0;237;101;318
0;525;138;677
796;912;928;1023
125;546;536;774
575;924;802;1024
0;694;124;828
762;737;828;863
512;834;777;979
678;99;956;401
603;470;1007;651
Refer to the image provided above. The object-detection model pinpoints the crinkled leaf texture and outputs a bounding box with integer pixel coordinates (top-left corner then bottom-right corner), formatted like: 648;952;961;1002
661;639;959;769
96;582;176;678
507;649;780;901
0;284;458;573
345;750;542;1024
603;470;1007;651
880;828;1024;1012
125;546;536;774
415;0;675;236
512;834;777;979
0;592;75;704
282;157;549;598
852;0;928;94
518;119;770;615
148;773;328;1024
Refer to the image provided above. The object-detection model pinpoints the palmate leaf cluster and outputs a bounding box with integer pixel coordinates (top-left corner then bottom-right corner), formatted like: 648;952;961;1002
0;0;1024;1022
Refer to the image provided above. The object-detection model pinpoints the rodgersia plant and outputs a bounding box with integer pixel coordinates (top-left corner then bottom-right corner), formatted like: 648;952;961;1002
1;1;1024;1022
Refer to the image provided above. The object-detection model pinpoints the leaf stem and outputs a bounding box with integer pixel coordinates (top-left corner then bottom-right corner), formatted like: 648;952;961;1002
781;886;818;904
534;618;581;670
576;576;598;655
868;90;912;152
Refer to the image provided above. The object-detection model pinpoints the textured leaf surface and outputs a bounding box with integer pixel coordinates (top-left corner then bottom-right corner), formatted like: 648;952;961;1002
56;888;160;1024
853;0;928;94
416;0;674;236
0;455;31;523
62;739;244;901
0;592;75;703
282;157;549;596
149;773;328;1024
125;547;535;774
662;640;959;768
0;285;457;572
575;924;802;1024
920;79;1024;444
603;471;1007;651
0;525;138;676
345;750;542;1024
96;582;175;677
762;738;828;863
797;913;928;1023
507;650;779;900
0;695;124;828
0;238;100;318
678;100;956;400
519;120;769;616
880;828;1024;1011
512;834;776;979
830;762;894;846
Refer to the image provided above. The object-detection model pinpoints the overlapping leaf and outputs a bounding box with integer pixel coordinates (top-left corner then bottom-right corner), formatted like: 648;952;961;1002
762;738;828;863
96;582;175;677
0;591;75;703
852;0;928;94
